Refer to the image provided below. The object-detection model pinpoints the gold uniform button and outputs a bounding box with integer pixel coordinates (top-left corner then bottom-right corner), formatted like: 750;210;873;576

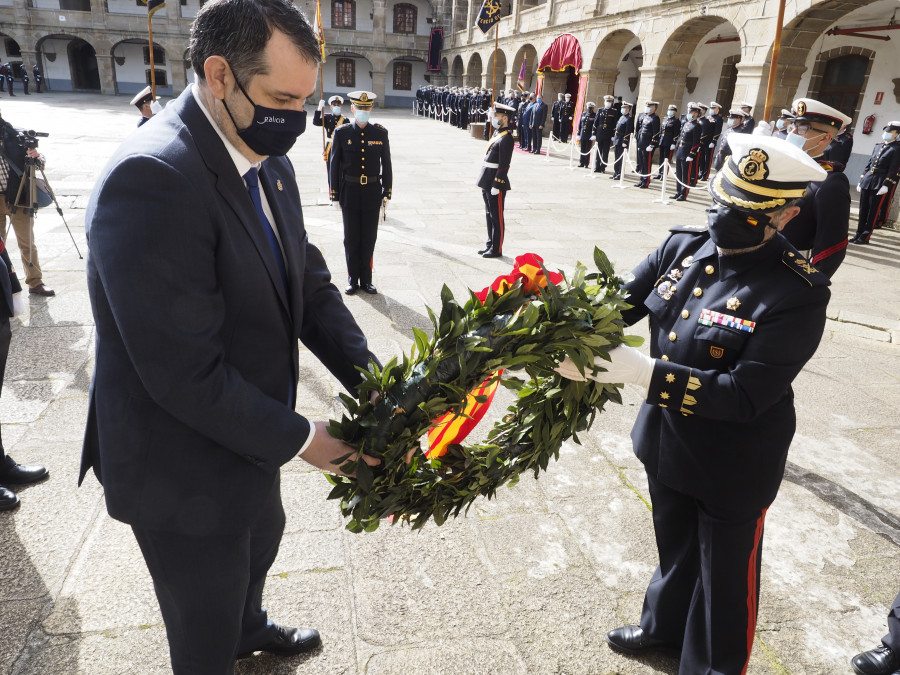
668;332;677;342
705;265;715;275
681;309;690;319
693;287;703;297
661;354;670;361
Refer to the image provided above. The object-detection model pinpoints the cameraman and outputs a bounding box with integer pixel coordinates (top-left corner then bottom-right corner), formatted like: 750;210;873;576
0;109;54;296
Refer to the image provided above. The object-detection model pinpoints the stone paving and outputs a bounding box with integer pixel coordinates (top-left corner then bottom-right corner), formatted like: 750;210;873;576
1;92;899;674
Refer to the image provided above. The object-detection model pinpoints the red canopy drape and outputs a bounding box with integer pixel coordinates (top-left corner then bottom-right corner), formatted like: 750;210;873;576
538;34;582;74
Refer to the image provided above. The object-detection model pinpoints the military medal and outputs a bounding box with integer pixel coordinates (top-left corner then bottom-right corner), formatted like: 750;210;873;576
276;180;283;192
726;297;741;310
681;256;694;268
657;281;677;300
667;268;683;281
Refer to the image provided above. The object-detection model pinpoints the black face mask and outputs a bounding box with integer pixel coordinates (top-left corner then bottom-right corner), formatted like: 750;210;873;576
222;77;306;157
706;205;773;249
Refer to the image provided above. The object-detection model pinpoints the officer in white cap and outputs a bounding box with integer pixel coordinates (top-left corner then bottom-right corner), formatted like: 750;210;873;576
556;133;830;675
739;101;755;133
693;103;711;186
611;101;634;180
560;92;576;143
772;109;795;140
655;104;681;180
591;94;620;174
673;102;702;200
634;100;660;188
577;101;597;168
131;86;157;127
314;95;346;190
329;91;392;294
712;109;749;172
778;97;852;275
852;120;900;244
700;101;723;180
476;103;516;257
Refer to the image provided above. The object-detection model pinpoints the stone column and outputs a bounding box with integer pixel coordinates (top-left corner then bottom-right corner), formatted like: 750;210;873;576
372;0;386;42
96;54;117;95
638;64;689;109
372;70;386;107
19;49;38;72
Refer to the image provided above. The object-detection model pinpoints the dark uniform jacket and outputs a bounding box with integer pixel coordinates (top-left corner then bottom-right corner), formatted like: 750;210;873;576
613;112;634;146
477;127;514;192
659;115;681;149
560;100;576;124
551;99;562;123
635;112;661;150
675;118;702;161
312;109;346;139
712;126;737;170
81;88;376;535
329;120;393;207
739;116;755;134
577;111;597;139
859;141;900;192
697;116;712;151
0;240;22;318
592;106;620;140
621;228;830;509
708;113;724;150
781;160;850;278
823;130;853;172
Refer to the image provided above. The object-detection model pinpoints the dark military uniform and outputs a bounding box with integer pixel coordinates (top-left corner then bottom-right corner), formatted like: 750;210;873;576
329;120;392;290
700;112;723;180
551;98;563;141
673;116;701;200
33;65;42;94
854;140;900;242
634;109;661;188
559;98;576;143
693;115;711;186
655;114;681;179
313;107;347;191
592;104;620;173
621;226;830;675
781;160;850;278
823;127;853;172
476;125;514;256
611;110;634;180
577;108;597;168
738;115;755;134
712;123;741;172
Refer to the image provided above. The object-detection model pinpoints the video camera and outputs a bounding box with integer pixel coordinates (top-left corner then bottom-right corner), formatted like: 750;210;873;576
17;129;49;150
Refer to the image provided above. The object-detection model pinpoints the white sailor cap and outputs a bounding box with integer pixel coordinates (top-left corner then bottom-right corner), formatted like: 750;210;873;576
709;101;722;109
791;98;851;130
493;103;517;114
327;95;344;105
130;85;153;109
621;101;633;108
885;121;900;132
739;101;753;109
587;101;596;107
728;108;748;118
667;104;678;110
348;91;376;108
603;94;615;101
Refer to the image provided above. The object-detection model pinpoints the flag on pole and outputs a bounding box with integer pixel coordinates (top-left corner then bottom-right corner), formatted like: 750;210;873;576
475;0;502;34
516;57;527;91
146;0;164;16
316;0;327;62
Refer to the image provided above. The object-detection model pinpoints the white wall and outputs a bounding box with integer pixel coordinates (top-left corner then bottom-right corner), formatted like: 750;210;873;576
112;42;172;94
40;38;74;89
686;39;740;111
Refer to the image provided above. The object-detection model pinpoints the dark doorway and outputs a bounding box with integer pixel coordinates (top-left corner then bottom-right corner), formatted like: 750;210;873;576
69;39;101;91
818;55;868;121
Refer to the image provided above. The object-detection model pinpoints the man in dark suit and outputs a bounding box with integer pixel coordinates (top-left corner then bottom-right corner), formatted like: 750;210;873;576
81;0;379;671
477;103;515;258
558;133;830;674
529;94;548;154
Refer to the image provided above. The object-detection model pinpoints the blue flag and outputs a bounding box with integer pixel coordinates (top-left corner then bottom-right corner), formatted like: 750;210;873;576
475;0;502;34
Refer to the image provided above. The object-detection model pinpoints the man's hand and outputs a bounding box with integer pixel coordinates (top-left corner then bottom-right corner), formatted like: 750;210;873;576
877;185;889;196
590;135;596;141
26;148;41;160
709;143;715;148
670;144;675;150
302;421;379;476
555;346;655;389
856;183;862;193
646;145;653;152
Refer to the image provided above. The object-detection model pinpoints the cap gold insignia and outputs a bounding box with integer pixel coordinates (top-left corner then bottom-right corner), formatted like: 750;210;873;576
738;149;770;182
726;297;741;310
276;180;283;192
796;100;806;116
360;93;369;102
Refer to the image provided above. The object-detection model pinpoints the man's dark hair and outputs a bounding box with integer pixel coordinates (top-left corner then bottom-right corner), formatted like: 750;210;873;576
189;0;321;84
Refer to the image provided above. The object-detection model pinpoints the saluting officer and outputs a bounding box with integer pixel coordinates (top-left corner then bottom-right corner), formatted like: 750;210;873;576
130;86;156;127
673;102;702;201
655;104;680;180
634;100;660;188
577;101;597;168
477;103;516;258
852;120;900;245
699;101;723;180
778;98;852;277
592;94;619;174
610;101;634;180
314;95;347;190
556;132;830;675
560;92;576;143
329;91;392;295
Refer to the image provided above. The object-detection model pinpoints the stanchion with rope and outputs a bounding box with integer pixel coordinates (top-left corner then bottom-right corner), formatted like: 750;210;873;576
653;158;673;205
610;147;629;190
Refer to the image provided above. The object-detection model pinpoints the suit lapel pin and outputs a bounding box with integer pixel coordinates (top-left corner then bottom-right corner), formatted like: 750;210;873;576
276;180;283;192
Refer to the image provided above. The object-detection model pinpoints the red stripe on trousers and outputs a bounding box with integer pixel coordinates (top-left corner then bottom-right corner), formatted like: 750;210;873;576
742;507;768;675
497;191;504;253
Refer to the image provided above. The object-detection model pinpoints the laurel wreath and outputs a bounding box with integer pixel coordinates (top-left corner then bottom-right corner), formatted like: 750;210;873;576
325;249;640;532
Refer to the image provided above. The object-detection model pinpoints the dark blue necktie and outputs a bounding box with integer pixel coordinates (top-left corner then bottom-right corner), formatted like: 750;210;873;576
244;167;289;294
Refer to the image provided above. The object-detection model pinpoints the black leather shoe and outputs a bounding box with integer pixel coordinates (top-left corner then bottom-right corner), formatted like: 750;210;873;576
610;174;620;180
852;644;900;675
362;283;377;295
344;283;359;295
477;247;490;254
852;232;871;244
0;456;49;485
0;486;20;511
482;250;502;258
606;625;680;656
674;195;687;202
237;626;321;659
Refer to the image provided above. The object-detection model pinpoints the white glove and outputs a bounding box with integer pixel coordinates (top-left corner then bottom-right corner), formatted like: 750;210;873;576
590;135;596;141
646;145;652;152
856;183;862;193
670;144;675;150
149;100;163;115
877;185;889;196
686;157;693;163
331;201;341;210
318;99;326;111
709;143;715;148
12;292;25;317
753;120;773;136
569;117;573;120
490;187;500;196
555;346;654;389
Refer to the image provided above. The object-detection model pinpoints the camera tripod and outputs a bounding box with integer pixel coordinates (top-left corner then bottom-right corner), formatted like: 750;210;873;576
10;154;83;260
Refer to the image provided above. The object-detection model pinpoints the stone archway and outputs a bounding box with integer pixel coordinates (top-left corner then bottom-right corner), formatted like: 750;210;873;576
485;48;506;92
111;39;170;96
511;44;537;92
70;39;101;91
450;54;464;86
466;52;482;87
586;29;640;103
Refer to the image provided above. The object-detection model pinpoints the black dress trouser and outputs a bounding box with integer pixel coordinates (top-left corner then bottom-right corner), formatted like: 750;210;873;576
342;190;381;286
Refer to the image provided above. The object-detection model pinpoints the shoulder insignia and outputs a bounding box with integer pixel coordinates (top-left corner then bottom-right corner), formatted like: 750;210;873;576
668;224;710;234
781;251;830;287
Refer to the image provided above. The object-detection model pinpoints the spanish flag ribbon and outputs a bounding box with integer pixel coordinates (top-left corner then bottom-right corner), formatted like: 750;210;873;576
316;0;327;62
427;253;562;459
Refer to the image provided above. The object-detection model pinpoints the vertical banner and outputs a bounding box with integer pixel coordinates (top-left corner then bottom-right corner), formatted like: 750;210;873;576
572;75;588;130
535;72;544;98
427;27;444;71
